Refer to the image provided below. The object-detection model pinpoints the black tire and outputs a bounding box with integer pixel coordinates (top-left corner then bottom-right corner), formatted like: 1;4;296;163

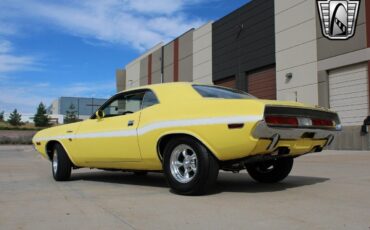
133;171;148;176
246;158;293;183
163;137;219;195
51;143;72;181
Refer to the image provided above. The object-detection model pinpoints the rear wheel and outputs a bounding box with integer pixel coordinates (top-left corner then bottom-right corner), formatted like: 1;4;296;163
163;137;219;195
52;143;72;181
246;158;293;183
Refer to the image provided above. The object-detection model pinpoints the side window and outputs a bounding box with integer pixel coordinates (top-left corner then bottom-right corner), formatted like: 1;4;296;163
124;93;144;113
103;98;123;117
100;92;145;118
142;91;159;109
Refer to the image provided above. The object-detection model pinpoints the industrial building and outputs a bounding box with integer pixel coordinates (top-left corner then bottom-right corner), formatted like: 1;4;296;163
48;97;107;123
116;0;370;150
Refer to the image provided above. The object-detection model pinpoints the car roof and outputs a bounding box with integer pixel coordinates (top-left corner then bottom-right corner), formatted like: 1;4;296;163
118;82;208;93
117;82;211;102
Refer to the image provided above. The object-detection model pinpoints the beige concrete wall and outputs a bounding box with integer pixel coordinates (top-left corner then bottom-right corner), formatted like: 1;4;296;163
193;22;213;84
163;42;174;83
179;55;193;82
115;69;126;92
151;48;162;84
276;0;368;109
125;43;163;89
126;59;141;89
275;0;319;105
318;70;329;108
316;0;366;61
179;30;193;82
140;56;148;86
275;0;318;105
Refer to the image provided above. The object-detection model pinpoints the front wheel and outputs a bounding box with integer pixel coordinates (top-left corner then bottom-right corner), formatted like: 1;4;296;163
52;143;72;181
246;158;293;183
163;137;219;195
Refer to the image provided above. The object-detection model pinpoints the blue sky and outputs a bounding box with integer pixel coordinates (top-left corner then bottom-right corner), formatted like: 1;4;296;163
0;0;249;116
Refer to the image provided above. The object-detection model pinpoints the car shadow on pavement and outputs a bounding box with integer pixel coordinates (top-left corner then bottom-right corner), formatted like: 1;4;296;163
214;173;330;194
70;171;329;194
71;171;169;188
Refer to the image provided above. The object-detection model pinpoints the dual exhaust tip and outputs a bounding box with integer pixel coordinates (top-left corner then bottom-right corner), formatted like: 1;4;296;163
266;134;335;152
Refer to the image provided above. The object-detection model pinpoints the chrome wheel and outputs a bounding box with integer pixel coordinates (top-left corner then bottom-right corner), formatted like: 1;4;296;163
169;144;198;183
52;150;58;174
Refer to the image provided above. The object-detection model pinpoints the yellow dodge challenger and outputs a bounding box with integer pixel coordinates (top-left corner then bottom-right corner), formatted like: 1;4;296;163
33;83;341;195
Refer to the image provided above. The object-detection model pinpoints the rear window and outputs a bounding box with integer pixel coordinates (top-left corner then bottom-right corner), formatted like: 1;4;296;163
193;85;256;99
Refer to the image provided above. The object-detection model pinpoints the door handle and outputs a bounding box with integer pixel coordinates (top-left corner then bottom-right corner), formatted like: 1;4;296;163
127;120;134;126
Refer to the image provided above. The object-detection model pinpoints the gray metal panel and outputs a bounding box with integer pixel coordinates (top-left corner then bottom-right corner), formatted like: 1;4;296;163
152;70;162;84
151;47;163;84
318;70;329;108
163;42;174;82
115;69;126;92
140;76;148;86
140;56;148;86
163;42;174;67
179;30;193;60
163;65;174;82
152;48;162;74
212;0;275;83
316;0;366;61
179;55;193;82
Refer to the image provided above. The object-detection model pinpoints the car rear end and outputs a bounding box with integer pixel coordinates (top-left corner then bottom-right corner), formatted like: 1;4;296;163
250;104;341;158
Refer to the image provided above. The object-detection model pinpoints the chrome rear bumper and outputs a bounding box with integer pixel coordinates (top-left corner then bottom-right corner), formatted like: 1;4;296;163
252;121;341;151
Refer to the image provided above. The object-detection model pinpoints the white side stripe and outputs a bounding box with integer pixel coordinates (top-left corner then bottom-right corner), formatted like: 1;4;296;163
137;115;261;135
33;115;262;142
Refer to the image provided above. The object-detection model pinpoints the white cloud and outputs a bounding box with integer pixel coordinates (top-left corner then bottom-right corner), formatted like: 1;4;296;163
0;54;39;73
0;0;211;114
0;40;12;53
125;0;184;15
0;39;40;73
0;0;206;51
148;15;204;38
0;23;18;36
0;79;115;114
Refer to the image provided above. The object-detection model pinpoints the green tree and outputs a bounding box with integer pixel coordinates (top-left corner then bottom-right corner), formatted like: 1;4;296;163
64;103;78;124
8;109;22;126
0;111;4;122
33;102;50;127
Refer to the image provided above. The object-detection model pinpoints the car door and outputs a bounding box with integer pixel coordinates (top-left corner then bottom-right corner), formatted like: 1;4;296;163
71;90;146;163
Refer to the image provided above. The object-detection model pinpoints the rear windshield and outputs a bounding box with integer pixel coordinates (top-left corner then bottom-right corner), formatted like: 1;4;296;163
193;85;256;99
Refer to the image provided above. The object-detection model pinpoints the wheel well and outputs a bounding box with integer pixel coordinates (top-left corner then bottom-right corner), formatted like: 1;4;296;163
157;134;218;162
45;140;60;161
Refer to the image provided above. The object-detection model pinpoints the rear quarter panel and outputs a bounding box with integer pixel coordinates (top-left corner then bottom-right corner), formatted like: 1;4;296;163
138;99;266;161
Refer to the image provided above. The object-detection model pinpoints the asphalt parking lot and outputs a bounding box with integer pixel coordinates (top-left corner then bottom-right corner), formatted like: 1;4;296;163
0;146;369;230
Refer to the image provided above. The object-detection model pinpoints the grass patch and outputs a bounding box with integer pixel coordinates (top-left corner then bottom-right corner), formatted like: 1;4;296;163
0;122;44;131
0;136;33;145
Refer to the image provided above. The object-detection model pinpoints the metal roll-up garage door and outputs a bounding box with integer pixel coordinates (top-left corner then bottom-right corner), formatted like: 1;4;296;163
247;67;276;100
329;63;369;126
214;77;236;89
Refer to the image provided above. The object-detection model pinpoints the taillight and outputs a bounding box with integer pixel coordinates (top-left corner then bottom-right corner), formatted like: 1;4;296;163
265;116;298;127
312;119;333;127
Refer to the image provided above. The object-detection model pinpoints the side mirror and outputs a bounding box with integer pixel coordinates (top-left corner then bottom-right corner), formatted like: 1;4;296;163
95;110;105;119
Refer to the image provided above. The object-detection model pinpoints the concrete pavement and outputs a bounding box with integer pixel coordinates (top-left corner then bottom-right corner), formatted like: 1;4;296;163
0;146;369;230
